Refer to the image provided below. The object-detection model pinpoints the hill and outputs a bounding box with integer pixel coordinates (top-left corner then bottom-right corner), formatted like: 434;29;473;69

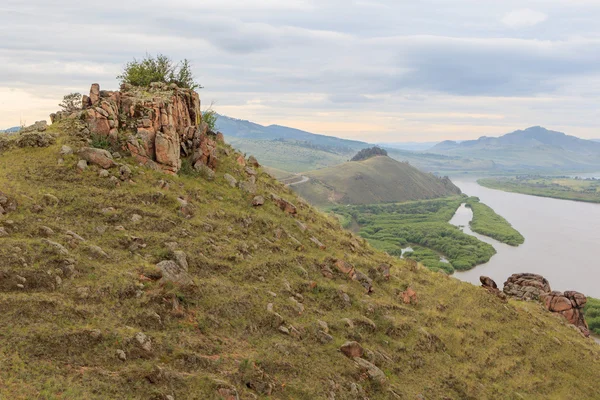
217;115;515;175
292;155;462;207
1;86;600;399
429;126;600;172
0;126;20;134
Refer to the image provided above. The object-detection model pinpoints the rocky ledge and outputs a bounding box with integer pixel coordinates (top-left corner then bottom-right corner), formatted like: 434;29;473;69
480;273;590;337
51;83;222;174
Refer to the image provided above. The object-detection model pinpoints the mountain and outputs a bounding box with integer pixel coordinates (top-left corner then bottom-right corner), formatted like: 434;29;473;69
0;126;20;134
1;87;600;398
291;155;462;207
217;115;498;175
378;141;441;151
429;126;600;171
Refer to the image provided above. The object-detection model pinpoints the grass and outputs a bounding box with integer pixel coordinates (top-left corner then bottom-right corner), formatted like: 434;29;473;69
293;156;461;207
0;123;599;399
331;197;497;274
584;297;600;336
479;176;600;203
465;197;525;246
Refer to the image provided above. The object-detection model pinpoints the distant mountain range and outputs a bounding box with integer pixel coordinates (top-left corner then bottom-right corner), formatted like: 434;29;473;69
0;126;20;134
429;126;600;171
216;115;600;175
291;155;461;207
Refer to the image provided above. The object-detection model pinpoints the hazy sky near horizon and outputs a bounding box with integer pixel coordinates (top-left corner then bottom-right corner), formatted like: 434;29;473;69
1;0;600;142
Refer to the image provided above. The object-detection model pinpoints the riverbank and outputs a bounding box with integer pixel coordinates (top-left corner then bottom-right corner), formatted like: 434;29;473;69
479;176;600;204
451;179;600;298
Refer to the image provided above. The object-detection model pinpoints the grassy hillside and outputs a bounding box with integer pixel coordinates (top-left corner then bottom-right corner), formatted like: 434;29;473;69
1;124;600;399
229;137;353;173
465;197;525;246
479;176;600;203
293;156;461;207
584;298;600;336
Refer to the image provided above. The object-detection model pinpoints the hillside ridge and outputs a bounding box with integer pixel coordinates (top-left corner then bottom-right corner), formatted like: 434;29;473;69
0;89;599;399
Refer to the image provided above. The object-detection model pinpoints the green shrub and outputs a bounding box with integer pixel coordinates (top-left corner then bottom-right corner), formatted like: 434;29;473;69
58;93;82;113
117;53;202;90
202;109;218;131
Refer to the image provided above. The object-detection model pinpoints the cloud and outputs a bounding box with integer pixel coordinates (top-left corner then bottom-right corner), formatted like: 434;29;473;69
501;9;548;28
1;0;600;141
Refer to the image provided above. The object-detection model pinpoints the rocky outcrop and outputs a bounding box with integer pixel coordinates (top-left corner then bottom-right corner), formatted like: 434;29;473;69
502;273;590;337
503;273;551;301
542;291;590;337
53;83;221;175
480;276;507;301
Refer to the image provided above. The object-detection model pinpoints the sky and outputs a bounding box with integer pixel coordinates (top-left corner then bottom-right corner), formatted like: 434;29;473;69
1;0;600;142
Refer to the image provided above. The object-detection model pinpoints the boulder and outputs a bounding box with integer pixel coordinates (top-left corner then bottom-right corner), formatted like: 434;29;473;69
270;194;297;215
480;276;507;301
503;273;551;301
340;341;364;358
78;147;116;169
354;358;387;384
157;260;194;286
252;196;265;206
541;290;590;337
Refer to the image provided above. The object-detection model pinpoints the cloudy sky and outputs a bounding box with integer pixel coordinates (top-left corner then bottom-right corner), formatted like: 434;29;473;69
1;0;600;142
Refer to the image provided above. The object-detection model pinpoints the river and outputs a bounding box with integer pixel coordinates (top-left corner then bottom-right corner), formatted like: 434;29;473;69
450;179;600;299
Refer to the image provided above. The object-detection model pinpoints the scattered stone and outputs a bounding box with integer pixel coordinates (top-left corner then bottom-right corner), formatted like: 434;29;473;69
224;174;238;188
194;162;216;180
134;332;152;352
289;297;305;314
236;155;246;166
60;145;73;155
401;287;418;305
310;237;326;250
354;358;387;384
77;159;88;171
98;169;110;178
42;239;69;255
244;166;257;176
270;194;297;215
131;214;142;223
66;230;86;242
341;341;364;358
116;349;127;361
86;245;109;258
79;147;117;169
0;227;7;237
119;165;132;181
172;250;189;271
239;180;257;194
157;260;194;286
252;196;265;207
16;132;55;148
296;220;308;232
248;155;260;167
480;276;507;301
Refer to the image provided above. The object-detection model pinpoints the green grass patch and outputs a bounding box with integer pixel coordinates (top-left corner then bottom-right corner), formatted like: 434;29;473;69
479;176;600;203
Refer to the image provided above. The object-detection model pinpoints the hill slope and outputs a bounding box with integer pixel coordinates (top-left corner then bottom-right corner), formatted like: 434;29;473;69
429;126;600;171
1;122;600;399
292;155;462;207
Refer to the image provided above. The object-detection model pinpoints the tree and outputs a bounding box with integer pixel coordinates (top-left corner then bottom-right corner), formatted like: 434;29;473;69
117;54;202;90
59;93;82;113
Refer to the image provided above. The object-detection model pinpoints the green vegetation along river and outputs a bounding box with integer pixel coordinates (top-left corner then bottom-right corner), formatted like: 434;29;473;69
479;176;600;203
452;179;600;298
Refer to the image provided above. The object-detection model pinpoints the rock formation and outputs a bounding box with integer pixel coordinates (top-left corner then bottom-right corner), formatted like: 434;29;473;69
542;291;590;337
502;273;590;337
503;273;551;301
51;83;220;174
479;276;507;300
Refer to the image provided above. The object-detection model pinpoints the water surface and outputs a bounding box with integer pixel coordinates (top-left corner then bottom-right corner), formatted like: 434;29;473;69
451;179;600;298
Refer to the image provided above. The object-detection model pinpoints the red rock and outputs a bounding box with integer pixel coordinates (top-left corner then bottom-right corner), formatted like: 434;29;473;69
78;147;116;169
401;287;418;305
340;341;364;358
